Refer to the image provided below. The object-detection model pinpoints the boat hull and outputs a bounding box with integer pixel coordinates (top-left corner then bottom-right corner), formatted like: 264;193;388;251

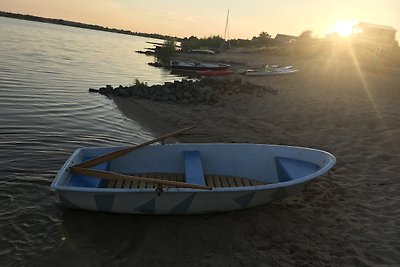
241;65;298;76
56;181;310;214
51;143;335;214
197;69;234;76
246;69;298;76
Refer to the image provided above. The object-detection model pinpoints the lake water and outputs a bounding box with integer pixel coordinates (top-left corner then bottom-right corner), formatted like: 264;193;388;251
0;17;185;265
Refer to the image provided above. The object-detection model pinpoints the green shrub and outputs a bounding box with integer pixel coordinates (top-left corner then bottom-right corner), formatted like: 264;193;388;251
155;39;177;59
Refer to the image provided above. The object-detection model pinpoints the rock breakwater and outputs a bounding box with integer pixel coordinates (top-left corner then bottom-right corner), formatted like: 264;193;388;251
89;78;277;105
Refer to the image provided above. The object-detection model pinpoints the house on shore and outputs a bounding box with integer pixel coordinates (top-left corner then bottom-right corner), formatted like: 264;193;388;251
352;22;397;53
275;34;297;44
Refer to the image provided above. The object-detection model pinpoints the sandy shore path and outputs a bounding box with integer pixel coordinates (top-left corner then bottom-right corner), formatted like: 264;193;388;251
110;54;400;266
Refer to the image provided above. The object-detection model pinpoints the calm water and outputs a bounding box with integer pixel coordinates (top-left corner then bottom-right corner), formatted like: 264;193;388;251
0;17;185;265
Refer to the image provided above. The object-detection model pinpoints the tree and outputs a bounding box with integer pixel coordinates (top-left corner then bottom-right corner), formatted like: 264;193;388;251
155;39;177;59
259;31;271;39
251;32;272;46
180;35;225;52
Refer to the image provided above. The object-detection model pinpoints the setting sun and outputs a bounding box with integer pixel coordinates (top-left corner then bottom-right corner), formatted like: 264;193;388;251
330;21;357;37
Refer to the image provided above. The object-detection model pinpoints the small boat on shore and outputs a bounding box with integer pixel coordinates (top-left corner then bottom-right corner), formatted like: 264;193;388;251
170;60;230;71
51;127;336;215
189;49;215;55
245;65;298;76
196;69;234;77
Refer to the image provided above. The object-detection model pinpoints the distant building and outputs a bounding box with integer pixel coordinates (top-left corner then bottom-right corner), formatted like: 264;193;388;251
352;22;397;48
275;34;297;44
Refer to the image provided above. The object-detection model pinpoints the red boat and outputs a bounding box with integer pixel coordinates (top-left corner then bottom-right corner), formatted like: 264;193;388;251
196;69;234;77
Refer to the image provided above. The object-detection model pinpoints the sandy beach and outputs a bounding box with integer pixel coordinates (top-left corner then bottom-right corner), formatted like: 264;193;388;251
110;49;400;266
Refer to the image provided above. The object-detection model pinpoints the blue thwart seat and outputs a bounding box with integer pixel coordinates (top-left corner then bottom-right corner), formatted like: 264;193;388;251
67;158;111;188
184;151;206;186
275;157;320;182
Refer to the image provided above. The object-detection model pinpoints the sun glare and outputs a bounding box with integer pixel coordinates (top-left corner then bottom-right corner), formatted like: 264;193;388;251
330;21;357;37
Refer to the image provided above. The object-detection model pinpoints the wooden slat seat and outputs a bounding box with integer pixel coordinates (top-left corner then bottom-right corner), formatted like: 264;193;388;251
204;174;267;188
105;173;267;189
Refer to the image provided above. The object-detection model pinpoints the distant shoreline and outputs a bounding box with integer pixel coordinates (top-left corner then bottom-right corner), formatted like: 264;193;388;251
0;11;175;41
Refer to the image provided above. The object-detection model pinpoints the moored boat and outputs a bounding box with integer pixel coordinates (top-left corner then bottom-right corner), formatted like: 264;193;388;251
189;49;215;55
245;65;298;76
51;128;336;215
170;60;230;71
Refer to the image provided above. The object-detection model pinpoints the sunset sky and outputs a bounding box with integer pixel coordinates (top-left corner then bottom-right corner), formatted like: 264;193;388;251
1;0;399;40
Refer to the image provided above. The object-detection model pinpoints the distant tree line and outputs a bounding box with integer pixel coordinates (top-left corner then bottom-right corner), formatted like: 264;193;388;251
180;31;297;51
0;11;174;40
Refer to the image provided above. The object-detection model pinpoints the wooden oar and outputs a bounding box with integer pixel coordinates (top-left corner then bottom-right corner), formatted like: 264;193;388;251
70;167;211;190
73;126;195;169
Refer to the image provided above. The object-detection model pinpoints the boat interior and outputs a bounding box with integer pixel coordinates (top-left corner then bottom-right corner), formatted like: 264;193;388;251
66;149;321;190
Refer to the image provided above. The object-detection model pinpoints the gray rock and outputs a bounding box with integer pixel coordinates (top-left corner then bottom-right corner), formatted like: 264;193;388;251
116;88;130;96
183;91;192;99
168;95;177;102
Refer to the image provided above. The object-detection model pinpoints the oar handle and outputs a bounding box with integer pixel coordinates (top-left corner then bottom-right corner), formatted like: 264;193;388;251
74;126;195;168
70;167;211;190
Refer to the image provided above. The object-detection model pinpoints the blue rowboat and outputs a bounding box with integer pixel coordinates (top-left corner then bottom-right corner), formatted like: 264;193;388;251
51;143;336;215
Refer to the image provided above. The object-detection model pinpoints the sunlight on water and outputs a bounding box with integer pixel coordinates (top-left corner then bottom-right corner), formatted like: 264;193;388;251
0;17;184;265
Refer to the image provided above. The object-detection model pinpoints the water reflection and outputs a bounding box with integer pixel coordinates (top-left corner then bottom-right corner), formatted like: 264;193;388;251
0;16;185;265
